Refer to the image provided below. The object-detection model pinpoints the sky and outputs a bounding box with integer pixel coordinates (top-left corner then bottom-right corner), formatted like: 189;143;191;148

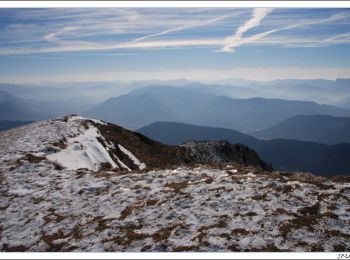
0;8;350;83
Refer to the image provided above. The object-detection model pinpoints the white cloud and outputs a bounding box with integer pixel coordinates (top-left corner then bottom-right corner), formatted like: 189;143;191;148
132;12;240;42
0;9;350;55
220;8;272;53
321;32;350;45
43;26;79;42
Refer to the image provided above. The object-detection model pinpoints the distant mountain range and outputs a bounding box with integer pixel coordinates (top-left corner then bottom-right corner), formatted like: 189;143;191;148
2;80;350;131
0;90;53;121
85;86;350;132
251;114;350;145
335;96;350;110
1;78;350;176
138;121;350;176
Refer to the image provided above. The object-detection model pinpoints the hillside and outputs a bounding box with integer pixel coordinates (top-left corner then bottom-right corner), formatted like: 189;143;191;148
0;116;349;252
138;122;350;176
251;115;350;144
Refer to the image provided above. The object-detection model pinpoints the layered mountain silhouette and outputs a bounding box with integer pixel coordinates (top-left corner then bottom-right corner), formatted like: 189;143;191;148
0;90;52;121
335;96;350;110
138;121;350;176
85;86;350;131
0;83;99;117
251;114;350;145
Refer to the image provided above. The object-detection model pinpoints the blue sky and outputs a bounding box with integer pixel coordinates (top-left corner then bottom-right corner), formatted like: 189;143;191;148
0;8;350;83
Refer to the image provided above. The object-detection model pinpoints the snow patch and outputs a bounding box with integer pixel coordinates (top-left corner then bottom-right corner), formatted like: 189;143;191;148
47;125;117;171
68;115;107;125
118;144;146;170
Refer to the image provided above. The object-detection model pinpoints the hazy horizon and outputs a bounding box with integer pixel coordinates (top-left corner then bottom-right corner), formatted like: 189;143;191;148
2;76;350;86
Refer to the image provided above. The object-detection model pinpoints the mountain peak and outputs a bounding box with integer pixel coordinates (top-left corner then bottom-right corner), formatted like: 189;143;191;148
0;115;270;174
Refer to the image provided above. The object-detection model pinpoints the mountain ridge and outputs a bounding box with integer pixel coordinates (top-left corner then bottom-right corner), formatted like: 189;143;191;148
85;86;350;131
0;115;270;173
251;114;350;144
138;121;350;176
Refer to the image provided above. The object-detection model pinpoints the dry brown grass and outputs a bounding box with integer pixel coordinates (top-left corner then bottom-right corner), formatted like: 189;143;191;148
43;208;66;225
164;181;189;192
252;193;267;201
41;230;71;251
0;171;5;185
245;212;258;217
99;162;112;171
279;216;317;238
145;199;158;206
231;228;250;236
52;138;67;149
191;216;229;247
152;224;183;242
273;208;297;217
321;211;339;220
258;243;282;252
310;243;324;252
119;206;133;220
324;229;350;240
118;202;146;220
298;202;320;216
53;161;64;170
330;176;350;183
93;216;112;232
141;244;152;251
204;176;214;184
333;243;346;251
21;154;46;163
227;243;240;251
173;245;198;251
278;202;321;238
32;196;45;204
2;244;28;252
101;222;148;246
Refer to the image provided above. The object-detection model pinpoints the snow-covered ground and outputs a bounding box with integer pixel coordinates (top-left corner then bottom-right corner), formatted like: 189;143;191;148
0;117;349;252
1;161;349;251
0;116;146;172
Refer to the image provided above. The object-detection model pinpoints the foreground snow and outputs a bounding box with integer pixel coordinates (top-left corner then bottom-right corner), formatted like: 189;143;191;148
0;163;349;251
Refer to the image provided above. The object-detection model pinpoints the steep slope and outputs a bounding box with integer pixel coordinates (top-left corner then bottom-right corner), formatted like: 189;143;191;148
0;120;33;131
138;122;350;176
251;114;350;145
